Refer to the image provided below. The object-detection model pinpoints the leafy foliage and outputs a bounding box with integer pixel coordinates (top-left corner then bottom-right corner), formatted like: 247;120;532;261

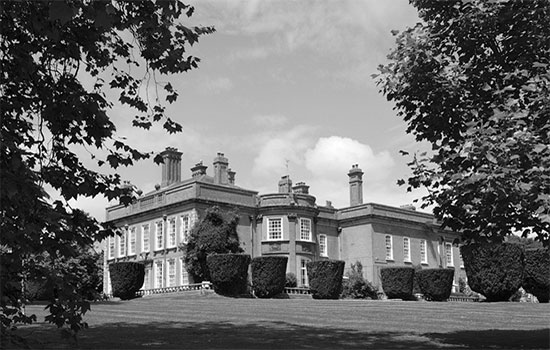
380;267;415;300
1;0;213;341
340;261;378;299
108;262;145;300
251;256;288;298
375;0;550;246
460;243;524;301
206;254;251;297
523;248;549;303
285;273;297;288
182;207;243;282
416;268;455;301
307;260;345;300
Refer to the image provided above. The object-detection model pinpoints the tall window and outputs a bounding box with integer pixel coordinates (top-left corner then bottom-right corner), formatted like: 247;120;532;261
167;217;176;248
385;235;393;260
420;239;428;264
154;260;164;288
108;236;115;259
180;257;189;285
300;218;312;241
319;234;327;256
180;214;191;244
459;250;464;268
445;242;453;266
403;237;411;262
128;227;136;255
300;259;309;286
267;218;282;240
167;259;176;287
118;232;126;257
155;220;164;250
142;224;150;252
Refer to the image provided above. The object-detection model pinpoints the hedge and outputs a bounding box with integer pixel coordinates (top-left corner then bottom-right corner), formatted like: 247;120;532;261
307;260;345;299
416;268;455;301
461;243;524;302
380;267;414;300
250;256;288;298
207;254;251;296
523;248;549;303
108;262;145;300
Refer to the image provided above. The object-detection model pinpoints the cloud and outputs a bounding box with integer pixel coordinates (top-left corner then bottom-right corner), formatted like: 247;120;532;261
251;114;288;128
198;76;234;94
305;136;394;182
251;124;316;177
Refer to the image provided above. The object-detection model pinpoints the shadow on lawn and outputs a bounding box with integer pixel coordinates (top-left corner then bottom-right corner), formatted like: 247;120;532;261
17;321;541;350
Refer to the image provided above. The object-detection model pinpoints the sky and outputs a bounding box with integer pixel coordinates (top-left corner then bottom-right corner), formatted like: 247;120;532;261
72;0;432;221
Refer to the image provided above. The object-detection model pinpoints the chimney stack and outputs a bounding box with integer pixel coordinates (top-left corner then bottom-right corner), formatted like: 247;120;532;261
348;164;363;206
292;181;309;194
213;152;229;184
278;175;292;193
191;161;208;179
228;168;236;185
160;147;182;187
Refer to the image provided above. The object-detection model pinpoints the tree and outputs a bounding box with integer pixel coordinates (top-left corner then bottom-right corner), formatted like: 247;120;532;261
375;0;550;246
182;207;243;282
1;0;214;343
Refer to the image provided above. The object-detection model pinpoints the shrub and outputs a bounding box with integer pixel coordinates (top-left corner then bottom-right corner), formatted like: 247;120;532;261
251;256;288;298
183;207;243;283
108;262;145;300
307;260;345;299
285;273;297;288
341;261;378;299
380;267;414;300
461;243;524;302
207;254;251;296
416;268;455;301
523;248;549;303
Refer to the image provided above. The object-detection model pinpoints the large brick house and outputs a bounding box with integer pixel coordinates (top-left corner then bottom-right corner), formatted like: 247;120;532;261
103;147;466;294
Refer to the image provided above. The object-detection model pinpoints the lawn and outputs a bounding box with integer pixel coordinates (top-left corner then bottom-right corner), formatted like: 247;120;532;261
8;292;550;349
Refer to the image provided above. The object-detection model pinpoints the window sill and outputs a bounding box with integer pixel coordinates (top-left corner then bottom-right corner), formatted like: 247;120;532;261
404;260;412;264
385;258;394;262
421;262;429;266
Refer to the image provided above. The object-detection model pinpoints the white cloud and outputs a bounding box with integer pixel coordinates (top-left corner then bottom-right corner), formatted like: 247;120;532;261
305;136;394;182
251;114;288;128
198;76;234;94
251;124;315;177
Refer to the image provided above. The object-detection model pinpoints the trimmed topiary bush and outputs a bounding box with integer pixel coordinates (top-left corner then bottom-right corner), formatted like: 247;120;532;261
523;248;549;303
341;261;378;299
251;256;288;298
416;268;455;301
285;272;297;288
307;260;345;299
380;267;414;300
207;253;251;296
461;243;524;302
109;262;145;300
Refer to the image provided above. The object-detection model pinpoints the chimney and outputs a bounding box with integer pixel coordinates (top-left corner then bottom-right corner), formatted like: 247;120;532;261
228;168;236;185
348;164;363;206
278;175;292;193
213;152;229;184
292;181;309;194
160;147;182;187
191;161;207;179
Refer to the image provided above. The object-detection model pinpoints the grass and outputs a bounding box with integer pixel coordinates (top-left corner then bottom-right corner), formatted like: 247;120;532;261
7;292;550;349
